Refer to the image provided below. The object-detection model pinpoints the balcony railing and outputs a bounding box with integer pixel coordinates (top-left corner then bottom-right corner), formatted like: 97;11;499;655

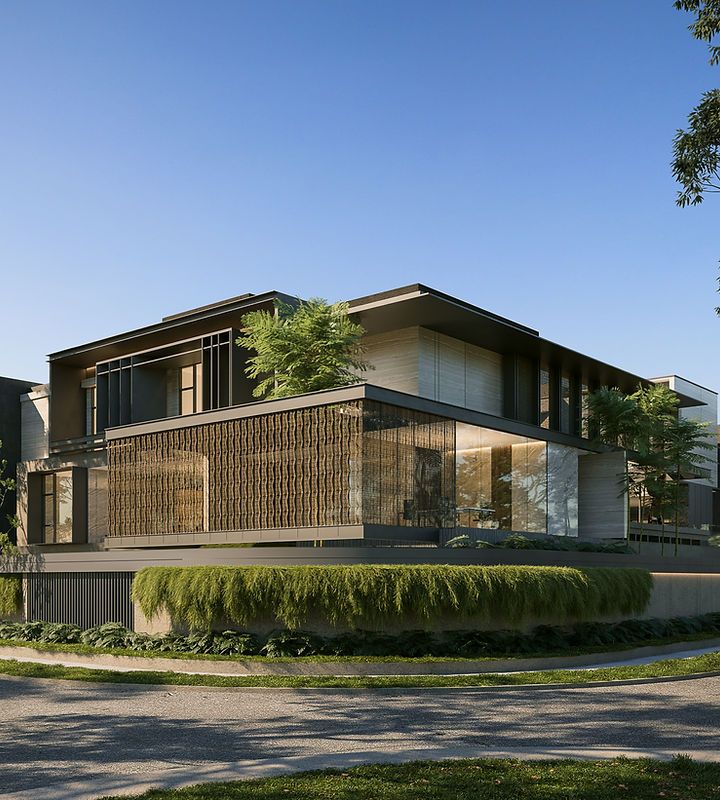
49;433;106;456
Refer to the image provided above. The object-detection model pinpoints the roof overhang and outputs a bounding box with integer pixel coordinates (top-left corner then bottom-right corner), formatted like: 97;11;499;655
48;291;297;367
348;284;704;408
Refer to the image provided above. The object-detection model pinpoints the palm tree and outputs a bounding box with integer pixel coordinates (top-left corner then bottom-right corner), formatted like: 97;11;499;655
630;384;679;552
662;416;713;556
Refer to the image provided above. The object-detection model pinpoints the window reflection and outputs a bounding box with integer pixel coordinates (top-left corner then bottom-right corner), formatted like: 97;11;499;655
42;471;73;544
455;423;547;532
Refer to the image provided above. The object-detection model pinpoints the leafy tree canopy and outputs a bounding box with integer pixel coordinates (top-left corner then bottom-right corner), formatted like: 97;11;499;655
0;441;19;556
236;298;370;400
673;2;720;206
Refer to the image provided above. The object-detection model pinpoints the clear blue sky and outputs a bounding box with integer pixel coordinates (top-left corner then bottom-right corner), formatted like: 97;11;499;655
2;1;718;399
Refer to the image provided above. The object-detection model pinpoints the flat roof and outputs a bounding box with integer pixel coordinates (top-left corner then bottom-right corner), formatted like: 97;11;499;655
45;282;713;407
48;291;298;366
346;284;707;407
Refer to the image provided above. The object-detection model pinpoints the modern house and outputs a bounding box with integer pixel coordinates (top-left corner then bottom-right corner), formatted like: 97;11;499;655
5;284;719;627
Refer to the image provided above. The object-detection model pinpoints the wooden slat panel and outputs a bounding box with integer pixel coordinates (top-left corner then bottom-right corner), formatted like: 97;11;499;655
107;402;364;536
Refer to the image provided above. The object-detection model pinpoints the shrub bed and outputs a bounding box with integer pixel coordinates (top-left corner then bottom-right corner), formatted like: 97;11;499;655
0;613;718;658
446;533;633;553
0;575;22;617
131;564;653;631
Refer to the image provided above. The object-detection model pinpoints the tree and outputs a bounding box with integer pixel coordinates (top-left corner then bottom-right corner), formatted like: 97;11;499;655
0;441;19;556
586;386;642;450
662;415;713;555
673;3;720;306
673;2;720;204
586;387;644;543
589;384;713;555
236;298;371;400
630;384;680;553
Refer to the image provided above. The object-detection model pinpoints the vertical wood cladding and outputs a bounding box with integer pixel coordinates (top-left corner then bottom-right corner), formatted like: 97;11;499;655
107;402;363;536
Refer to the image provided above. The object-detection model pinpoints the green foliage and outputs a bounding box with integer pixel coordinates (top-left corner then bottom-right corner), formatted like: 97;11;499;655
675;1;720;65
587;384;711;551
492;533;632;554
586;387;643;450
0;575;22;617
0;440;19;555
673;89;720;207
673;3;720;206
445;533;632;553
87;756;720;800
131;564;653;632
236;298;370;400
2;611;719;660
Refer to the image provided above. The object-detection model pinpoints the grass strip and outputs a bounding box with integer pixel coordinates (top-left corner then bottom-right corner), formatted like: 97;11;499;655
1;650;719;689
97;756;720;799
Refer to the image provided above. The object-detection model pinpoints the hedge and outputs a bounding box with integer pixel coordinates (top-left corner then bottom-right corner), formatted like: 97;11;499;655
0;576;22;618
132;565;653;631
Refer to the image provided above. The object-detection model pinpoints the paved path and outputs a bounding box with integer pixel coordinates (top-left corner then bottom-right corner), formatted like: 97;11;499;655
3;642;719;677
1;674;719;799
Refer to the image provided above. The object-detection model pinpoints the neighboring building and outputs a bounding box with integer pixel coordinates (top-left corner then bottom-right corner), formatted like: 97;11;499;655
8;285;719;627
0;376;38;533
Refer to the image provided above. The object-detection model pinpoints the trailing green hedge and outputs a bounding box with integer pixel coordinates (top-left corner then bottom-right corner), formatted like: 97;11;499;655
132;565;653;631
0;576;22;618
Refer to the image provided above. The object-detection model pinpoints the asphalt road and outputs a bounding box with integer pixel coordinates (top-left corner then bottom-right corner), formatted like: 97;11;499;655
1;674;719;798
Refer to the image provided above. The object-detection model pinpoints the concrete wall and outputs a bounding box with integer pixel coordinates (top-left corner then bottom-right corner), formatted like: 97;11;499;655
578;451;627;538
361;327;420;396
360;327;504;417
643;573;720;619
20;385;50;461
418;328;504;416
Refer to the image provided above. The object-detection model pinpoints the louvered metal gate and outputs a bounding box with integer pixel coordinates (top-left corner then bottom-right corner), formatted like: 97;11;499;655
26;572;134;629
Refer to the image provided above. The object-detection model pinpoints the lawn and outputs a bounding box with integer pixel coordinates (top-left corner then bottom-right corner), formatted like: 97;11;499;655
97;757;720;799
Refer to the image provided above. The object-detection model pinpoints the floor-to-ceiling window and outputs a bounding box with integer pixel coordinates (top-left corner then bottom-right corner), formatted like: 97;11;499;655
455;423;547;533
179;363;202;415
42;471;73;544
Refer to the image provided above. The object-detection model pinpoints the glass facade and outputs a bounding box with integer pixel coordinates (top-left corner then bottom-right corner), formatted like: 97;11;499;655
539;368;551;429
42;471;73;544
107;399;582;539
362;402;455;527
455;423;546;532
560;374;572;434
180;363;202;415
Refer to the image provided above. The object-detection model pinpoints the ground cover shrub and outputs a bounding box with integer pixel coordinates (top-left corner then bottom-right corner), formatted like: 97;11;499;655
0;575;22;617
446;533;632;553
131;564;652;631
1;613;719;659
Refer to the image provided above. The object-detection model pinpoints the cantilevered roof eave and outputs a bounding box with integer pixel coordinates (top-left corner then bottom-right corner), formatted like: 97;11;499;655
48;290;299;366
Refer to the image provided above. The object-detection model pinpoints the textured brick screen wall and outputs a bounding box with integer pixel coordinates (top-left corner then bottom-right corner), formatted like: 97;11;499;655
107;402;364;536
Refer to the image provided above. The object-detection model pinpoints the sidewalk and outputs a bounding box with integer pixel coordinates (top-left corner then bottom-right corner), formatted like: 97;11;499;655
1;638;719;678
